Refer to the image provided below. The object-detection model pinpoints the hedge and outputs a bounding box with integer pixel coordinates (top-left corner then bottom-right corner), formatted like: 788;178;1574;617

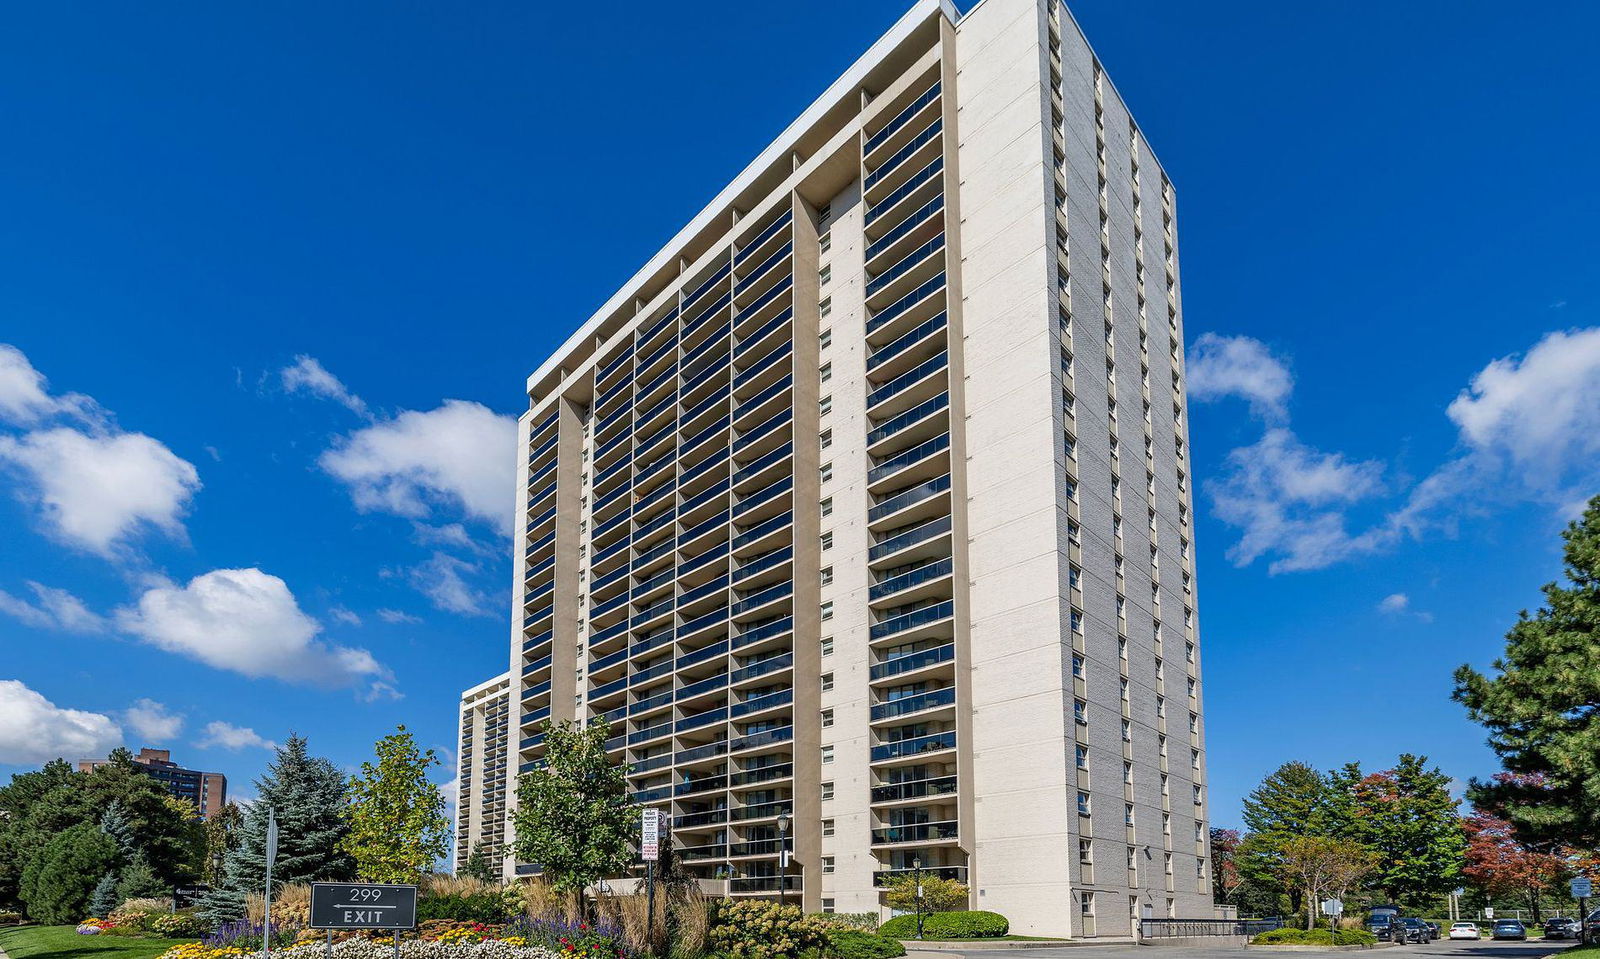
1252;928;1377;946
826;930;906;959
878;911;1008;940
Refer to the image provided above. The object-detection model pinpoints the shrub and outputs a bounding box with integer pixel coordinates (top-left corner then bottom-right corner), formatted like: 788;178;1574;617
19;823;120;924
880;876;968;914
247;884;313;926
707;900;831;959
0;910;25;925
878;911;1008;940
154;913;212;937
815;913;879;931
1250;927;1376;946
419;892;512;924
826;930;906;959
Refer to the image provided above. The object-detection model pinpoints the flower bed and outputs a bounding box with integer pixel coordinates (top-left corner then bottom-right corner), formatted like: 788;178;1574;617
161;941;564;959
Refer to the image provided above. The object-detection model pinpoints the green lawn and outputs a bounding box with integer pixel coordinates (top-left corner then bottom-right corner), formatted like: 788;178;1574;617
0;926;193;959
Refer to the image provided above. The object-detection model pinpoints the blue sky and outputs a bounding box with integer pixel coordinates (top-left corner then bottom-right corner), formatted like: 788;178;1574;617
2;0;1598;831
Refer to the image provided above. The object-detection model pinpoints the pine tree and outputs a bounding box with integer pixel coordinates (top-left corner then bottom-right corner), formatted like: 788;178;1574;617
199;736;354;925
89;873;120;918
1455;495;1600;849
459;842;499;883
1237;761;1331;912
117;854;169;901
19;823;119;924
340;725;451;883
99;801;136;861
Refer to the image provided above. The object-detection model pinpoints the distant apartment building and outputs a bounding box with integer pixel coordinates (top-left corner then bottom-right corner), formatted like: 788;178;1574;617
79;748;227;819
457;672;512;871
498;0;1212;937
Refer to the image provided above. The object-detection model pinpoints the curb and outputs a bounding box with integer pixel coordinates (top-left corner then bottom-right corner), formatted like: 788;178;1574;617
905;939;1137;951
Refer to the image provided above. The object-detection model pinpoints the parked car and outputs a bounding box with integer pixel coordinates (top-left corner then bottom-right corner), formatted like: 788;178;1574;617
1448;922;1481;940
1492;919;1528;941
1367;917;1395;941
1393;918;1434;943
1584;908;1600;944
1426;922;1442;939
1545;917;1581;940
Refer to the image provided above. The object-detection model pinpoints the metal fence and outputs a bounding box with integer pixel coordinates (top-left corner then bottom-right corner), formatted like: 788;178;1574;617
1140;918;1285;940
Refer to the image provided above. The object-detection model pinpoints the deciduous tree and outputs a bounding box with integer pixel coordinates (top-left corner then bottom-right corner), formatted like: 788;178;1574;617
882;875;968;913
1274;836;1373;930
1340;755;1465;905
341;725;451;883
1455;496;1600;849
509;719;634;908
1462;811;1566;922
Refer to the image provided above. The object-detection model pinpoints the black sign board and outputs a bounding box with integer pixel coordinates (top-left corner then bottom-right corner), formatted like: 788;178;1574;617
173;886;210;908
309;883;418;930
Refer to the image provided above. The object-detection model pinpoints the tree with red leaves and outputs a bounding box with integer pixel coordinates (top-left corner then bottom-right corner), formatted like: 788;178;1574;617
1461;810;1567;922
1211;828;1245;905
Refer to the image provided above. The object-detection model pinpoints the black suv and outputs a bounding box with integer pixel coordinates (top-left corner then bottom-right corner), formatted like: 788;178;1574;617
1393;918;1434;943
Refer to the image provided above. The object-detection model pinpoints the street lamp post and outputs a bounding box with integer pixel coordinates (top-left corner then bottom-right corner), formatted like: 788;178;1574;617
777;813;792;907
913;857;924;941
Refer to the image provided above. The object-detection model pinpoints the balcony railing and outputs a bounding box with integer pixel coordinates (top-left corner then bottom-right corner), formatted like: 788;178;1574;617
870;643;956;681
732;373;793;423
871;600;954;641
731;688;793;718
868;352;949;411
871;515;952;562
733;614;793;650
732;511;792;551
869;474;952;525
872;730;956;762
865;80;940;154
867;271;947;337
730;724;792;752
733;274;792;324
871;774;958;804
731;651;792;685
870;556;954;602
866;194;944;265
734;308;794;361
732;580;792;616
735;241;793;294
868;392;950;448
865;118;943;192
684;261;732;312
872;865;967;886
865;156;944;227
735;544;793;583
729;876;801;893
869;313;947;375
733;442;792;487
735;209;794;266
871;688;956;722
733;342;792;392
868;433;950;485
871;819;959;844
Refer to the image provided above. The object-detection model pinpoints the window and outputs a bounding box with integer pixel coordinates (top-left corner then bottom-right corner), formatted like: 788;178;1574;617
1194;821;1205;843
1123;761;1133;785
1074;699;1088;725
1191;748;1201;770
1070;564;1081;588
1072;655;1085;679
1122;719;1132;742
822;818;835;837
819;265;832;287
821;601;834;622
1125;803;1135;826
820;327;832;350
821;745;835;764
821;708;834;728
821;898;835;913
1127;846;1138;870
1196;858;1206;879
1079;839;1093;864
1162;813;1171;836
1077;791;1092;816
1186;641;1195;664
821;463;833;484
820;394;833;415
821;781;834;801
821;497;833;518
821;531;833;550
1164;852;1173;875
820;565;834;586
1075;744;1089;769
1194;784;1204;805
1080;891;1095;917
820;429;832;451
821;636;834;657
1071;609;1083;633
820;361;832;384
822;856;836;874
818;203;832;224
820;297;833;319
821;672;834;691
820;232;832;254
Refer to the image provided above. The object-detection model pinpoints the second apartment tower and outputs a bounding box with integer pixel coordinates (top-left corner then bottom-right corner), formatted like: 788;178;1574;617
507;0;1211;936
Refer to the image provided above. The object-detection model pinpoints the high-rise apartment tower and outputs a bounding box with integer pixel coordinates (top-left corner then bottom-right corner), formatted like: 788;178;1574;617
457;672;512;871
505;0;1211;936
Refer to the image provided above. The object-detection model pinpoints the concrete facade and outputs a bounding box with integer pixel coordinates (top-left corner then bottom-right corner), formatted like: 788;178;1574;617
498;0;1211;936
79;747;228;820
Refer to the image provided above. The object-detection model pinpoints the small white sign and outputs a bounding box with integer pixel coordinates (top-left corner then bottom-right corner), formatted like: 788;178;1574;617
1321;899;1342;917
1573;877;1593;899
641;809;661;862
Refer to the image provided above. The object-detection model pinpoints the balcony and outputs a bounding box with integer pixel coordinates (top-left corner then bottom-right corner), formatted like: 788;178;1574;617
734;241;793;298
732;580;792;618
870;643;955;682
733;615;793;651
870;514;952;563
730;688;793;719
731;651;793;686
731;762;793;787
867;392;949;453
729;876;801;894
733;273;792;326
864;118;943;197
870;600;954;643
864;81;940;159
873;865;967;886
871;820;959;845
868;474;952;527
732;441;792;492
733;341;792;396
868;433;949;487
729;838;790;858
733;305;794;362
871;774;958;804
684;261;732;315
731;799;792;822
866;194;945;270
730;724;792;753
868;312;947;377
735;208;793;267
871;688;957;723
865;234;945;308
867;271;947;342
734;544;793;586
865;156;944;229
732;372;793;430
870;556;954;603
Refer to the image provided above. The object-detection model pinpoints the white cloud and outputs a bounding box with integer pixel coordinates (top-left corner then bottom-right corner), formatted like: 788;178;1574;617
0;581;108;632
1378;593;1410;614
1208;428;1388;573
328;606;363;626
319;400;517;535
116;568;390;690
1445;327;1600;498
196;720;277;751
1186;333;1294;420
280;355;370;419
123;698;184;742
0;344;101;427
376;608;422;624
409;552;492;616
0;427;201;556
0;680;121;764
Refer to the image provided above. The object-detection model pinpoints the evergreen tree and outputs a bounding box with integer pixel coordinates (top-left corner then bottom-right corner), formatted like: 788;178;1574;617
199;736;354;924
19;823;120;923
0;760;86;909
99;801;136;861
1237;761;1331;912
1455;496;1600;849
509;719;634;903
117;854;169;901
459;842;499;883
202;803;243;887
89;873;120;918
341;725;451;883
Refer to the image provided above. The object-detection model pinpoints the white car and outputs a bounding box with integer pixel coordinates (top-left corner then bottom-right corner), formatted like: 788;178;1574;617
1448;923;1481;940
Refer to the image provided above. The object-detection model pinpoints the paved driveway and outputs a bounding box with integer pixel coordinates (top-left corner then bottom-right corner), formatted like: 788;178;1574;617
908;936;1574;959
